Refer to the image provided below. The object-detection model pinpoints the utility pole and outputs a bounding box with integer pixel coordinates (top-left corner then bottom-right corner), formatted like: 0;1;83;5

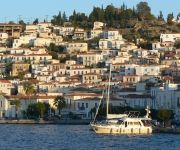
46;15;48;22
19;15;21;22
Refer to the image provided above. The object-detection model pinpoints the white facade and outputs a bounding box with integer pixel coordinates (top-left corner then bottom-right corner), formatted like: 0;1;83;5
160;33;180;42
135;65;160;76
34;37;55;47
0;32;8;44
132;49;148;57
67;68;90;76
99;39;124;49
151;83;180;119
0;80;14;95
93;21;104;30
125;64;139;75
77;53;103;66
65;42;88;53
107;30;122;40
13;33;37;48
59;26;74;36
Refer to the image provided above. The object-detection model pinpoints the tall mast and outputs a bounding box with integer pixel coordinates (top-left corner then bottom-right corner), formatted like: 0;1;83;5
107;64;112;116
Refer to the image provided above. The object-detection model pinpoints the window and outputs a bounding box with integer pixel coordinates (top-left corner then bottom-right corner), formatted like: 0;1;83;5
144;69;147;71
95;103;98;108
86;103;88;108
151;68;153;71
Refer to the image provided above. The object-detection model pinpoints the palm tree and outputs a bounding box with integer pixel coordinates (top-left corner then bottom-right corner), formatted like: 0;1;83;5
35;102;46;118
53;96;66;115
23;81;34;104
11;99;22;119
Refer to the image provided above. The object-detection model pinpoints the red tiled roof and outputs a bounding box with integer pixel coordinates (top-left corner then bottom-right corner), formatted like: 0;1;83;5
83;72;102;76
0;80;11;84
5;95;57;99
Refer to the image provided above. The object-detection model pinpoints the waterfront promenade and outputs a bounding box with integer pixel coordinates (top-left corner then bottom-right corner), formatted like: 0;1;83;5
0;119;92;124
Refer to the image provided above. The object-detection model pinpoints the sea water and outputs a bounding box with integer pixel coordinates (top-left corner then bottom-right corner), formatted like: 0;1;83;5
0;124;179;150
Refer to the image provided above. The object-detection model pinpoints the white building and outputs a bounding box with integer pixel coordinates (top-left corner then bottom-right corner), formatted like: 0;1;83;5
59;26;74;36
150;82;180;120
135;65;160;76
125;64;139;75
77;52;103;66
34;37;55;47
13;32;37;48
160;33;180;42
0;32;8;44
93;21;105;30
65;42;88;53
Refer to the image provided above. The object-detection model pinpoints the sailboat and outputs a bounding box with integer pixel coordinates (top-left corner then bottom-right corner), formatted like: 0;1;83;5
92;64;153;134
90;64;127;128
106;64;128;121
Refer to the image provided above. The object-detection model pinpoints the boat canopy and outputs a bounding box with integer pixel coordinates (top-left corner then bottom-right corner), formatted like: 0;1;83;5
107;114;128;119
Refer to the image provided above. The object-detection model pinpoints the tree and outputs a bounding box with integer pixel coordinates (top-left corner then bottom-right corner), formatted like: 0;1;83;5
27;103;39;117
73;10;77;23
104;5;115;21
53;96;66;115
96;62;105;68
167;13;174;25
158;11;164;20
17;69;25;80
8;21;15;24
11;99;22;119
23;81;34;104
35;102;46;118
62;11;67;24
136;2;151;21
19;20;26;30
174;41;180;48
6;37;15;48
33;18;39;25
158;109;173;127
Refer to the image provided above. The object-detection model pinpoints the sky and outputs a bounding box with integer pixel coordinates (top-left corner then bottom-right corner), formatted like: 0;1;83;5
1;0;180;23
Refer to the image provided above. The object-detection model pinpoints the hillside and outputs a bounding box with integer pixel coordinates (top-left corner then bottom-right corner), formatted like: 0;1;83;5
119;19;180;42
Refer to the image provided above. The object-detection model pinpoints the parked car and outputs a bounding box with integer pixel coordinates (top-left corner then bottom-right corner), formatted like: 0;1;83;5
28;116;40;121
43;117;55;121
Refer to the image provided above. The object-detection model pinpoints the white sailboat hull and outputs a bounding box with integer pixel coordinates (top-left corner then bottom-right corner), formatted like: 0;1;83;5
93;125;153;134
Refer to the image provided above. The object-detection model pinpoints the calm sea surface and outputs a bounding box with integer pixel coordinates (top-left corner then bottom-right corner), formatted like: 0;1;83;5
0;124;179;150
